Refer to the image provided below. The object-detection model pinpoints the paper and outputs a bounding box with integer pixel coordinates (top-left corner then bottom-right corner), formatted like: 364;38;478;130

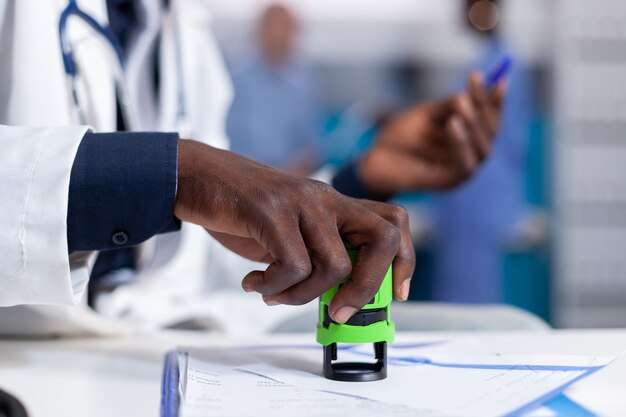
177;339;613;417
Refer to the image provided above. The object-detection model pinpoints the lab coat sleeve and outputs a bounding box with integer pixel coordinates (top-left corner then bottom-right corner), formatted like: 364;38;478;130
0;125;90;307
67;131;180;251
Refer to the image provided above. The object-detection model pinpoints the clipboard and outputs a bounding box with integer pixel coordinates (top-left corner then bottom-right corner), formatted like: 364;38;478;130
160;350;182;417
159;348;598;417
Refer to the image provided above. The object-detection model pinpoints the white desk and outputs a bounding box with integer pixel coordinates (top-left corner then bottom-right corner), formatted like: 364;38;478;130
1;329;625;417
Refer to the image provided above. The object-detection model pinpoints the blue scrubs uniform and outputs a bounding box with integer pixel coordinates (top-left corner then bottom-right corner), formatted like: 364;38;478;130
432;39;533;303
226;56;320;171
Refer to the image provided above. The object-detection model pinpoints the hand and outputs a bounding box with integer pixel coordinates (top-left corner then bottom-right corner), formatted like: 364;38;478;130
174;140;416;323
359;72;507;195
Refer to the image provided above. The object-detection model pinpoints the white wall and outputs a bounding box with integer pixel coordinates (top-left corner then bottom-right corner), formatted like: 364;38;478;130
202;0;553;66
553;0;626;327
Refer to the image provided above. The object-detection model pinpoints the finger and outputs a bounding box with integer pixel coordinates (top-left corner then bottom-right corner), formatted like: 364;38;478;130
208;230;273;263
416;97;482;170
329;201;401;323
490;79;508;110
378;104;449;160
483;79;508;140
411;123;459;163
445;115;478;177
453;93;491;161
428;97;457;126
241;220;312;296
468;71;500;144
356;200;416;301
263;217;352;306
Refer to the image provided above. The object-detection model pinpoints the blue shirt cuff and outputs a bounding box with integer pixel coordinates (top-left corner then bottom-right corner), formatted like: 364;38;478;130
332;159;390;202
67;131;180;252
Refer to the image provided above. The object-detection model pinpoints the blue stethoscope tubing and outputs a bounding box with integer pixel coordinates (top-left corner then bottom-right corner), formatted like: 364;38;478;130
58;0;137;129
59;0;125;77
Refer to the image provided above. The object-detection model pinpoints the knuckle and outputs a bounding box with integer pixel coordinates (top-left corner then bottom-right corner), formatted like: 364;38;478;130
387;204;409;227
379;223;402;249
336;255;353;278
309;179;335;196
317;252;352;282
295;179;340;207
329;254;353;279
452;95;465;114
286;257;312;280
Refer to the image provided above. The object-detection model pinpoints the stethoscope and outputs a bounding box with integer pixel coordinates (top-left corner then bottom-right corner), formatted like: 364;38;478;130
57;0;190;267
58;0;138;130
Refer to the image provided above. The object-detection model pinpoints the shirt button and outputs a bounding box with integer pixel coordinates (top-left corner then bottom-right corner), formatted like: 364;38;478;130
112;231;129;246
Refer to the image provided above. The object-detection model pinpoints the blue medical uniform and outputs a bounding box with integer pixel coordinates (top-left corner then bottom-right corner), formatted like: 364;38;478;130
432;39;533;303
226;57;320;171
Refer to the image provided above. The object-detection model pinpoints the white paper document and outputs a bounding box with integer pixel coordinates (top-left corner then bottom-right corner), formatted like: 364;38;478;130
176;339;613;417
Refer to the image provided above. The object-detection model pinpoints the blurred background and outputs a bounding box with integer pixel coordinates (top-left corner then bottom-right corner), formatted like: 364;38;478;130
204;0;626;329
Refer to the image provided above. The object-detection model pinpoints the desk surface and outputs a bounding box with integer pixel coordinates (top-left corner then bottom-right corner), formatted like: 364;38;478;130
0;329;625;417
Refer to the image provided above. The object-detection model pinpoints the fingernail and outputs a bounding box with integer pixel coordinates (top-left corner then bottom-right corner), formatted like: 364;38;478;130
242;282;254;293
263;296;281;306
450;116;468;143
460;95;475;118
332;306;357;324
400;279;412;301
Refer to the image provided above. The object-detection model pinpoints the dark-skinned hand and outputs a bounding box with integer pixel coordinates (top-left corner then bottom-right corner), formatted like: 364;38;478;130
358;71;507;196
174;141;416;324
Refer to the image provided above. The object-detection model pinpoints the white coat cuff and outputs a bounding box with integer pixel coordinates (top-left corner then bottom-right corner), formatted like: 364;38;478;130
0;125;90;306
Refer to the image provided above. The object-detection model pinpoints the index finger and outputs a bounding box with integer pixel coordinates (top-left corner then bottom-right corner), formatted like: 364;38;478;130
328;200;401;323
468;71;505;139
241;218;312;296
356;200;416;302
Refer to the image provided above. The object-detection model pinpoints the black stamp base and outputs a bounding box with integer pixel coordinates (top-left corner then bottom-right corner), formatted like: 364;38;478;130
323;341;387;382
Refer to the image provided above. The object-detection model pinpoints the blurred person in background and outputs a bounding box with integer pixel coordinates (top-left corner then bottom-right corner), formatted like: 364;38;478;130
226;4;320;176
431;0;534;303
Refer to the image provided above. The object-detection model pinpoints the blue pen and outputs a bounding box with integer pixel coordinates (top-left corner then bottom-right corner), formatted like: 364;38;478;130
484;54;513;88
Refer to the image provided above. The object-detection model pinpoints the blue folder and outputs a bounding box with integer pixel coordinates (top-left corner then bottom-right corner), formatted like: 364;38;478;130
161;351;181;417
160;348;598;417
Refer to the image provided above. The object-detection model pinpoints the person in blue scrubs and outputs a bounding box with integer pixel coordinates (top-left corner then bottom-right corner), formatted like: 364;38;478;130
431;0;533;303
227;4;320;176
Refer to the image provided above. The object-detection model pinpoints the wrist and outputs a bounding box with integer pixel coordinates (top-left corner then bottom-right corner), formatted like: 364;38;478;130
332;154;392;202
173;139;254;237
358;150;395;198
174;139;208;224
